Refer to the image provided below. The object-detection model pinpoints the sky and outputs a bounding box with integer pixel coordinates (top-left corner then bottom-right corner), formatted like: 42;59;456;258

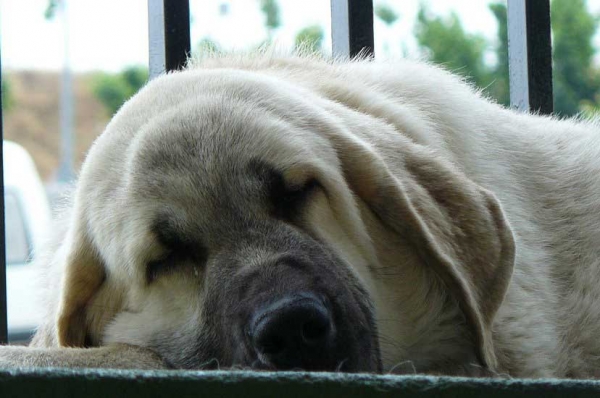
0;0;532;72
1;0;600;73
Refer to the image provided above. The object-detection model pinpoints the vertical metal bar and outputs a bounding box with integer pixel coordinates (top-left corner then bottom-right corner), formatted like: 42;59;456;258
525;0;553;114
0;44;7;345
57;0;74;182
507;1;529;112
331;0;375;59
148;0;166;79
508;0;553;114
148;0;191;80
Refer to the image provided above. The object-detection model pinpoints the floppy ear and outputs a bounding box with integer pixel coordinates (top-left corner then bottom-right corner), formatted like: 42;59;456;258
331;132;515;371
55;222;106;347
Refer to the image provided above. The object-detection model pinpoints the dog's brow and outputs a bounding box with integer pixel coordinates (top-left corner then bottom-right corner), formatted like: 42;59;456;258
151;216;206;258
247;159;281;183
152;217;183;246
246;158;319;222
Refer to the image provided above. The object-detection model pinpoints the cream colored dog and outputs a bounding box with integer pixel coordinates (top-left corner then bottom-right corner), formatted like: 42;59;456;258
2;54;600;378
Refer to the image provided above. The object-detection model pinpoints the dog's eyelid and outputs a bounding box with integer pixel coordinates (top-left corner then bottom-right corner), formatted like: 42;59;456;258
152;217;209;259
285;177;320;197
153;245;208;264
146;256;167;283
154;247;173;262
145;244;208;283
277;178;321;212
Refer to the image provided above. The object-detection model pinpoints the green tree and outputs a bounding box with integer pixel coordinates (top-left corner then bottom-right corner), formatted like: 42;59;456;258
195;37;221;55
488;3;509;107
487;0;599;115
551;0;598;116
192;36;222;58
93;66;148;116
375;3;398;26
259;0;281;39
375;2;400;57
1;78;14;111
415;7;491;89
294;25;324;53
44;0;58;19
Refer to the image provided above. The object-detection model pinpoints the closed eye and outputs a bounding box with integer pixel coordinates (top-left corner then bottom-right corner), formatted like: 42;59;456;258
148;216;209;283
280;178;320;204
248;159;322;221
146;248;208;284
272;177;321;220
146;251;177;283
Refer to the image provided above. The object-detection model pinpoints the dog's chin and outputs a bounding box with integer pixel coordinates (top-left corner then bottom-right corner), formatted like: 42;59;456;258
232;347;382;373
244;358;378;373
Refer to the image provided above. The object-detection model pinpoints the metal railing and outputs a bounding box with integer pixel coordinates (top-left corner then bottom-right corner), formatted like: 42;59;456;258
0;0;552;345
148;0;191;80
0;44;6;344
508;0;553;114
331;0;375;59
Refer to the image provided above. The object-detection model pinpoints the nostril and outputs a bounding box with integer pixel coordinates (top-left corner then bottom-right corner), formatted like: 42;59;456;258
301;318;329;345
258;333;285;355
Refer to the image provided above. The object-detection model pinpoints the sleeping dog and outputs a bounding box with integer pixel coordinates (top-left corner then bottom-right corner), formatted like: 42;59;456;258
2;53;600;378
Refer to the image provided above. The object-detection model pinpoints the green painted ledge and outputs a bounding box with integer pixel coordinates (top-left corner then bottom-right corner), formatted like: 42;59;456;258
1;369;600;398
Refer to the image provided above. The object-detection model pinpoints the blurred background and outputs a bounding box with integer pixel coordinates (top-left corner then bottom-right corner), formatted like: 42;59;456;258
2;0;600;341
4;0;600;184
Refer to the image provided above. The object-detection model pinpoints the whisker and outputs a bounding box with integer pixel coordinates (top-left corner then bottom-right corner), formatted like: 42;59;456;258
335;358;348;372
197;357;220;370
387;360;416;375
467;362;512;379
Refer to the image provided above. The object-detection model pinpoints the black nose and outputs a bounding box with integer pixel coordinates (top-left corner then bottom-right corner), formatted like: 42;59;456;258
251;294;335;370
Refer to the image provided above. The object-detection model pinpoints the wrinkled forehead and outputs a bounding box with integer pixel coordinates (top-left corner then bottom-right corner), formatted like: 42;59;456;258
118;89;338;233
127;93;326;186
127;70;344;184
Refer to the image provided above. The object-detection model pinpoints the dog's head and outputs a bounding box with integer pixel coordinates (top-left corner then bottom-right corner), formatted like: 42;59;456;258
48;64;514;374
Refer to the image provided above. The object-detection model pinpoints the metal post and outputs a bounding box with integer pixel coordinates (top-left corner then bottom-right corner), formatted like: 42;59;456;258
507;0;553;114
148;0;191;80
0;44;7;345
57;0;74;182
331;0;375;59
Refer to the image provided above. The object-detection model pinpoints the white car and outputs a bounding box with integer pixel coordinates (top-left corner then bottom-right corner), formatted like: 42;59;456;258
3;141;52;343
